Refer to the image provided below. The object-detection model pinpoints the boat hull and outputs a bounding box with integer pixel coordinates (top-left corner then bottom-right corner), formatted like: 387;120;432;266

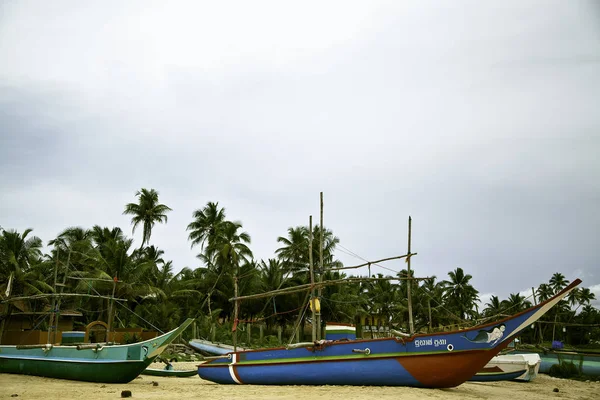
0;318;193;383
471;354;541;382
0;357;150;383
199;345;509;387
197;280;580;387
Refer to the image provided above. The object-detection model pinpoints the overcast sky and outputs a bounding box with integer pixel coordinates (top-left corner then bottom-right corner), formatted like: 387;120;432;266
1;1;599;308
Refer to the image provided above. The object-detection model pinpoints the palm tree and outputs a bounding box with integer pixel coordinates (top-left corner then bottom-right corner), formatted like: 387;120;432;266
483;295;504;318
416;277;445;331
47;226;96;271
577;287;596;305
363;274;400;333
187;202;226;252
0;228;48;344
441;267;480;321
0;228;46;297
568;287;596;314
325;275;367;326
275;225;341;274
153;260;173;292
48;226;91;251
503;293;532;313
536;283;554;302
123;188;172;248
310;226;342;274
275;227;310;273
258;259;285;321
549;273;569;294
206;221;252;271
90;226;126;247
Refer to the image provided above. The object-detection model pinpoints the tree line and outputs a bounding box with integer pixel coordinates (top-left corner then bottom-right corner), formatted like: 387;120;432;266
1;188;598;345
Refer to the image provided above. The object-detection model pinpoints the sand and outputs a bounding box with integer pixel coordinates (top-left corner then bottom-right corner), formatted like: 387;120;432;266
1;373;598;400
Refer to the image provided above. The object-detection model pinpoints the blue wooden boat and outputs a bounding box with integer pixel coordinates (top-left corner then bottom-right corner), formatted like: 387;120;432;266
197;280;581;388
0;318;194;383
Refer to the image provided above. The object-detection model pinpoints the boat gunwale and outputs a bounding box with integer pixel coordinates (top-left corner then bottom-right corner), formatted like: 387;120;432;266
0;354;146;363
200;348;492;368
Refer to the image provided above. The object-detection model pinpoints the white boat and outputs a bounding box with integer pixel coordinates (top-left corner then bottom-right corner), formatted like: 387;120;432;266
471;353;541;382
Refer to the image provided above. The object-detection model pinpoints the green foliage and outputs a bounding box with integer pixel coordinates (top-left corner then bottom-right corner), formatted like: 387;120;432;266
2;195;600;349
261;335;281;347
441;267;480;321
122;332;142;344
548;361;580;378
123;188;172;248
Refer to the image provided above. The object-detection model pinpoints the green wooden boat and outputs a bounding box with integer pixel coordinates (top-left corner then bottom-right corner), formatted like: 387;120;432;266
0;318;193;383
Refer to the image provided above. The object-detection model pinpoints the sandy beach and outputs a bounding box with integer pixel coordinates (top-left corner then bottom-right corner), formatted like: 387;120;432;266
1;372;598;400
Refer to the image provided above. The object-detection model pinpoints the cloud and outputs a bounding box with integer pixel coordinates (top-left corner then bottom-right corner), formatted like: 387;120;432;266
1;1;599;300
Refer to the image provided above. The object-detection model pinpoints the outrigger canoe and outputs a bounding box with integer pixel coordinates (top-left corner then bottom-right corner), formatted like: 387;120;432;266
197;280;580;388
0;318;193;383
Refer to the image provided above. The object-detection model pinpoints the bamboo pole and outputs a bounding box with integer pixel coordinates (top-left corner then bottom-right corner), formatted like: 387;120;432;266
317;192;323;340
0;273;14;344
233;266;239;351
289;292;311;344
230;275;432;302
407;217;415;335
47;249;59;344
428;298;432;333
106;277;117;342
288;253;417;274
1;293;129;303
325;253;416;272
309;216;316;342
51;250;70;344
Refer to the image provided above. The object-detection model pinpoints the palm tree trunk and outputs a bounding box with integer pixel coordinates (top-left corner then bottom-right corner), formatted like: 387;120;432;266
0;273;15;345
0;304;12;345
428;299;432;333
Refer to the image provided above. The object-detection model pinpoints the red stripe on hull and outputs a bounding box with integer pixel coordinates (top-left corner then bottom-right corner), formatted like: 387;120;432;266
397;341;509;388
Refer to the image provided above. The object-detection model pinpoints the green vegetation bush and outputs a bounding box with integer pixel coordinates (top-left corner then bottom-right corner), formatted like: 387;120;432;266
123;333;142;344
548;362;580;378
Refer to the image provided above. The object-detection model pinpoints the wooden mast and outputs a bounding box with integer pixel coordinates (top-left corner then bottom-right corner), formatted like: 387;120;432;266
0;273;14;345
316;192;324;340
47;249;59;344
233;264;239;351
106;276;117;342
532;287;543;343
309;215;316;342
407;216;415;335
51;250;70;344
